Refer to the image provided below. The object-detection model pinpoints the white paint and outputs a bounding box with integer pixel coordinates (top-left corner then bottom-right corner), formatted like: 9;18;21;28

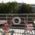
0;20;7;24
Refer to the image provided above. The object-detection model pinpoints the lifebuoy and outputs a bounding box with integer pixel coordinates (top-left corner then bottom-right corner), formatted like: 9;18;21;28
12;17;21;25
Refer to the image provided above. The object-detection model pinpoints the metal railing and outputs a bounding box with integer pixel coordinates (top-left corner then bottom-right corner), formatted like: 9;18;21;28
0;29;35;35
0;13;35;35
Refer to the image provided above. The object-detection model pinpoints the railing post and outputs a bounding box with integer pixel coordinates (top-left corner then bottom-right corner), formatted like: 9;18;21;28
10;30;14;35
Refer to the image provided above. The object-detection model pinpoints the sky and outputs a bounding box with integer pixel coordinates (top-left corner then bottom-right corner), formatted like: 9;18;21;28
0;0;35;4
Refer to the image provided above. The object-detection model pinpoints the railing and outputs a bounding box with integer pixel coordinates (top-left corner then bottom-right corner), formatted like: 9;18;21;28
0;13;35;35
0;29;35;35
0;13;35;28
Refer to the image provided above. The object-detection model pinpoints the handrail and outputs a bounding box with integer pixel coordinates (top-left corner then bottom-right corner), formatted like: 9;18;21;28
0;13;35;15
